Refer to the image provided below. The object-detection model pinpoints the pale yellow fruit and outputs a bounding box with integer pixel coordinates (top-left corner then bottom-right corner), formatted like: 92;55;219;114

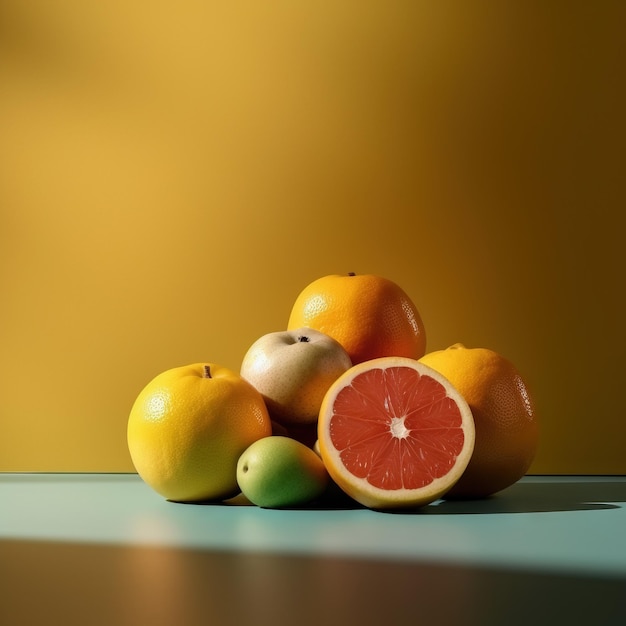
240;327;352;425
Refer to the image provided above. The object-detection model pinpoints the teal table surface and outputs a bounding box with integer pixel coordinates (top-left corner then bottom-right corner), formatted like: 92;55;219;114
1;474;625;625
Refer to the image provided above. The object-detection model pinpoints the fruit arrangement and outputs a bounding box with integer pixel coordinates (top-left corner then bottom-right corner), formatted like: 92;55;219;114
127;272;539;510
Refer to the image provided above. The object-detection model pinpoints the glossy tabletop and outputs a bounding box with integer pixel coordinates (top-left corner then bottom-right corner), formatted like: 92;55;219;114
1;474;625;625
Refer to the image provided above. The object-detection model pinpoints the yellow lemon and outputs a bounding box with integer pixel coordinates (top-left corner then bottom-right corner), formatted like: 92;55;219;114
127;363;272;502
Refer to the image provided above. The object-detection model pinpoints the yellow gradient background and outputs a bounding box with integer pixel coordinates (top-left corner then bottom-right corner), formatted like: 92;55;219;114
1;1;624;473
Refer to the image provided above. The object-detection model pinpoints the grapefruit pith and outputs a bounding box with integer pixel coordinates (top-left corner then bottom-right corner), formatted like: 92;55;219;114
317;357;475;510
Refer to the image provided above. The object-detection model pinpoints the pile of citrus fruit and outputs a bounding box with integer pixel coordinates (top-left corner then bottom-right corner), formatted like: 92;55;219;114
127;272;539;510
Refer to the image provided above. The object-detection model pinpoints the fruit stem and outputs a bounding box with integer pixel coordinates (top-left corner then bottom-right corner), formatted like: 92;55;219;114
348;272;356;276
297;335;310;343
203;365;212;378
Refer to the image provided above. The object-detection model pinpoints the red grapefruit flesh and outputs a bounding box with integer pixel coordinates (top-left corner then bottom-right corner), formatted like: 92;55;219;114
317;357;475;509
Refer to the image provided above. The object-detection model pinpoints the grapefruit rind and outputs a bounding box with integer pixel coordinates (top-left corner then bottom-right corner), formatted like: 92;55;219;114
317;357;475;510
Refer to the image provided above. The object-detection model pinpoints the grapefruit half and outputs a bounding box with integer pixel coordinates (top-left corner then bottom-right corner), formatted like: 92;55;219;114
317;357;475;510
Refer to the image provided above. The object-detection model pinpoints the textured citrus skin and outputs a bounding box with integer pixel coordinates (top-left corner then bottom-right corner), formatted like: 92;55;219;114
419;344;539;499
127;363;271;502
317;357;475;510
287;273;426;365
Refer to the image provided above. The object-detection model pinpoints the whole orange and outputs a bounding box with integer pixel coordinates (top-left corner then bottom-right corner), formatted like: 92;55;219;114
127;363;272;502
287;273;426;365
419;344;539;499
